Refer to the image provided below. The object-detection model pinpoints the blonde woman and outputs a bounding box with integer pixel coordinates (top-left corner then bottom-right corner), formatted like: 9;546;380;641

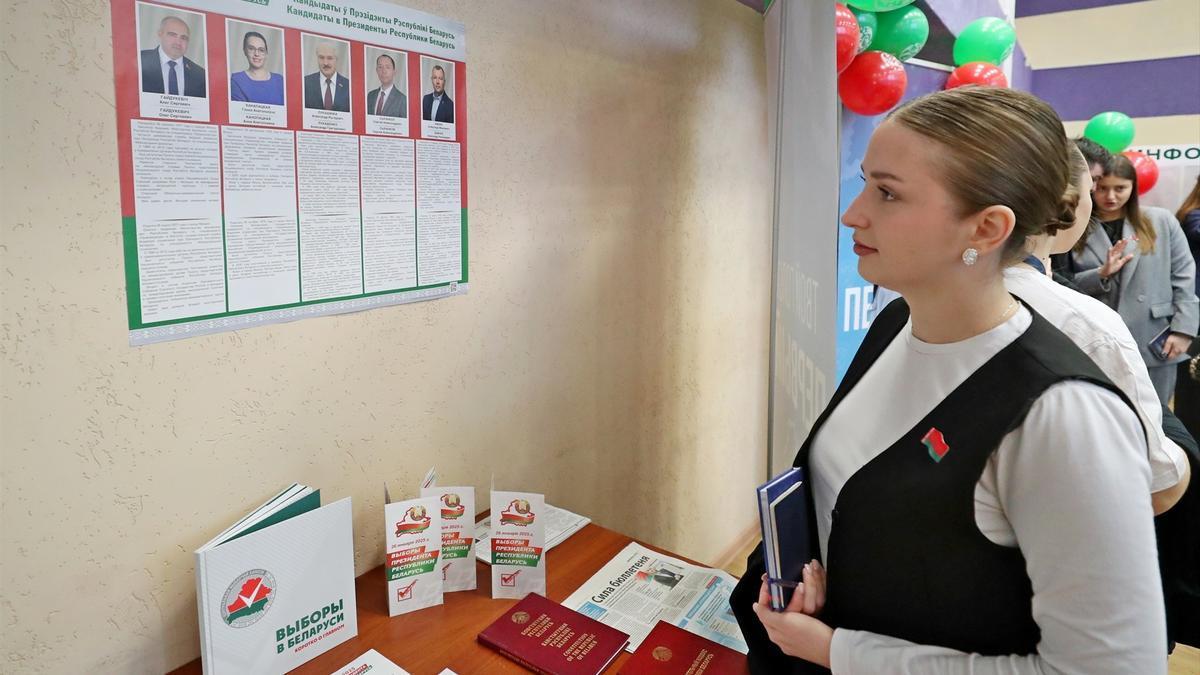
731;87;1164;674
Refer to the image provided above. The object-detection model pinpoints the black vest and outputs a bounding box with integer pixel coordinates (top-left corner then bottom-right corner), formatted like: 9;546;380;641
730;299;1138;673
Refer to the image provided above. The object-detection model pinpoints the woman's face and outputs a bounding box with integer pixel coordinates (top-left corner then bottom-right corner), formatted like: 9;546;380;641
1050;168;1094;254
245;36;268;69
842;120;974;293
1094;175;1133;218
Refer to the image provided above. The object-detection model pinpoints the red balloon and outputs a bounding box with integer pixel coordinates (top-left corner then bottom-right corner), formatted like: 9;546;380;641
1122;151;1159;194
839;51;907;116
836;4;861;74
944;62;1008;90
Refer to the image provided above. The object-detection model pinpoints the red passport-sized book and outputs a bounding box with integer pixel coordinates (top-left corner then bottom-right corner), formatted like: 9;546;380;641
477;593;629;675
619;621;748;674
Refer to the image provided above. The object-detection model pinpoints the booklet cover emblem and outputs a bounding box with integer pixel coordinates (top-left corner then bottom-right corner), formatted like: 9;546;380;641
220;569;277;627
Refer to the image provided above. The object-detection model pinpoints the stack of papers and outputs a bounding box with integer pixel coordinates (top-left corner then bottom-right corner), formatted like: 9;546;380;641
474;503;589;564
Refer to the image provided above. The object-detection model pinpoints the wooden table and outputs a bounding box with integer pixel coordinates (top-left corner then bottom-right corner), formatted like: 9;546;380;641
169;522;721;674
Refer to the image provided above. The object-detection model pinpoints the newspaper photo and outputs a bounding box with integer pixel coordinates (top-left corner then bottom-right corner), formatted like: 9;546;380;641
561;542;747;653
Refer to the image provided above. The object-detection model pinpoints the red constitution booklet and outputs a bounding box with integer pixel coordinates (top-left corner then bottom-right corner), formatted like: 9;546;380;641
620;621;748;674
477;593;629;675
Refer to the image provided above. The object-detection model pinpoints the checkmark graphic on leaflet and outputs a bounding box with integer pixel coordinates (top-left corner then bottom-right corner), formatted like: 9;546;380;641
501;570;520;587
397;579;417;600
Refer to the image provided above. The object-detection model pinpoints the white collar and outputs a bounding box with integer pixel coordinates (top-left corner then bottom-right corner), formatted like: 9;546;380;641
158;46;184;67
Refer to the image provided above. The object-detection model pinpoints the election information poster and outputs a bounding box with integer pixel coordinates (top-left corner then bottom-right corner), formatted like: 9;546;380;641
110;0;468;345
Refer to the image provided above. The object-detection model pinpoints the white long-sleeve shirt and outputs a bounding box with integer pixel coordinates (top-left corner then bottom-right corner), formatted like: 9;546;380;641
810;307;1166;674
1005;264;1187;491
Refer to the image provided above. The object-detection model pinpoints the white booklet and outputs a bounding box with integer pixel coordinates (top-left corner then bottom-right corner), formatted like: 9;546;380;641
384;495;444;616
474;503;590;564
489;491;546;599
330;648;410;674
195;488;357;675
420;485;476;591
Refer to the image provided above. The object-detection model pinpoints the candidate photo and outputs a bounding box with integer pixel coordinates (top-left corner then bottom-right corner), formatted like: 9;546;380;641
138;6;206;98
366;50;407;118
420;59;454;123
227;22;284;106
302;37;351;113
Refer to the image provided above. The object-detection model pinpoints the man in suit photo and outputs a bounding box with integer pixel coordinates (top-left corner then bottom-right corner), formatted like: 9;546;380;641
422;65;454;123
367;54;406;118
140;16;206;97
303;41;351;112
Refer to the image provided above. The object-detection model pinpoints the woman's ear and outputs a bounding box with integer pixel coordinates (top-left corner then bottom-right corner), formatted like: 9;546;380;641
969;205;1016;257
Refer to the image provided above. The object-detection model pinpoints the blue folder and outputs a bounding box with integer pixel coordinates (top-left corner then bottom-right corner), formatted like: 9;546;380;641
756;467;811;611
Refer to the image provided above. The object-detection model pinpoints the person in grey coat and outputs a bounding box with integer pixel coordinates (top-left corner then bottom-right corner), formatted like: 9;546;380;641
1072;154;1199;404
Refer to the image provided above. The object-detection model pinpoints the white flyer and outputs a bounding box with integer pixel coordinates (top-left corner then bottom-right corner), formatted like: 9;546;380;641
384;496;443;616
330;648;410;675
420;485;476;592
489;491;545;599
561;542;748;654
474;502;589;564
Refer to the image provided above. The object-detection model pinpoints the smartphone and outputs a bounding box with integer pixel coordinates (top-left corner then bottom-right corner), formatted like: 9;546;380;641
1149;326;1171;360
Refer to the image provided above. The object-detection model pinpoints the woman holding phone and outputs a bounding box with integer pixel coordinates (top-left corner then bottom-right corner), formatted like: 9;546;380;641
1071;155;1197;404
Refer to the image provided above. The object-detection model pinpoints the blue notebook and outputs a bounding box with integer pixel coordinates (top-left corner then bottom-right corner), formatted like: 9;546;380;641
756;467;811;611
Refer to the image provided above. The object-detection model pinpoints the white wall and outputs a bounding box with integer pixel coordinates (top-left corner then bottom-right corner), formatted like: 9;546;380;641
0;0;772;671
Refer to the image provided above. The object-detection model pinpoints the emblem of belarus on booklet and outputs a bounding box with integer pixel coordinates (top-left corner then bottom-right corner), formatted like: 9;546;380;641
420;485;476;592
477;593;629;675
490;491;546;599
384;495;444;616
620;621;747;674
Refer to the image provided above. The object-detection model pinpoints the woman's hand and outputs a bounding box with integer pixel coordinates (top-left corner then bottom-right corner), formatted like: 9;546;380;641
1098;237;1135;279
751;562;833;666
1164;333;1193;359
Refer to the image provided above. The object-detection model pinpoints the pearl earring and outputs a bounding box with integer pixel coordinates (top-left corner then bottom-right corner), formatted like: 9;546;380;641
962;248;979;266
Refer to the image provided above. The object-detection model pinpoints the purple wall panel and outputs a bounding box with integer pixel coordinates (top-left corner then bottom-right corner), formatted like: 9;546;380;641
1015;0;1143;18
1010;42;1035;93
928;0;1005;34
1031;55;1200;120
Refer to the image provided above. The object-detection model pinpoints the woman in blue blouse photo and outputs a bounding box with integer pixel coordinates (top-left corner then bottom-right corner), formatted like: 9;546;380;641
230;31;284;106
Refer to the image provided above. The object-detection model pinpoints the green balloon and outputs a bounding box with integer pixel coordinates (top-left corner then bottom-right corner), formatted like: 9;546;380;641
872;5;928;62
852;8;877;52
953;17;1016;66
846;0;916;12
1084;112;1136;153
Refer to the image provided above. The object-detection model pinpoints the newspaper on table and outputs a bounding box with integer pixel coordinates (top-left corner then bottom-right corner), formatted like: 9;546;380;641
561;542;748;654
475;503;590;563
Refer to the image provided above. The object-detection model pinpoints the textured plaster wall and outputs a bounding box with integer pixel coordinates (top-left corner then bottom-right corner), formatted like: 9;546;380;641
0;0;770;672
